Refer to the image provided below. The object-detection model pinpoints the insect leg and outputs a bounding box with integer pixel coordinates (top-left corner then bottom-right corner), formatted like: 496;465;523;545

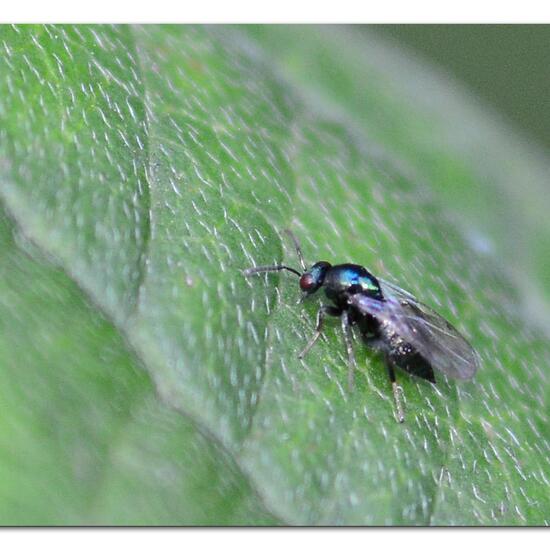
341;310;357;391
387;359;405;423
298;305;342;359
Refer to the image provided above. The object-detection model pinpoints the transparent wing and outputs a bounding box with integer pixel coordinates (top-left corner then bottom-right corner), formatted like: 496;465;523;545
350;278;480;380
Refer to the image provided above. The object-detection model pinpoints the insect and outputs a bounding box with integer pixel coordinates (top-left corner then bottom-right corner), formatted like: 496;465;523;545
244;230;480;422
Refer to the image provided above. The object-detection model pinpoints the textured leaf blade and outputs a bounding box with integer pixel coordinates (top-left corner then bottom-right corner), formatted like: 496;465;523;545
0;24;549;525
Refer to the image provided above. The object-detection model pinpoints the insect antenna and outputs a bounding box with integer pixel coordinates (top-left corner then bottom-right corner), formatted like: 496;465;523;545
243;264;301;277
284;229;307;272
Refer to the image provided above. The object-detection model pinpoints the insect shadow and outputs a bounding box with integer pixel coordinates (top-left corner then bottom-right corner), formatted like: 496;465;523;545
243;230;480;422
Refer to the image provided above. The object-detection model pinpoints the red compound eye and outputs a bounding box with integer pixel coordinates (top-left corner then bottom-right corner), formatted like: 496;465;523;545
300;273;315;291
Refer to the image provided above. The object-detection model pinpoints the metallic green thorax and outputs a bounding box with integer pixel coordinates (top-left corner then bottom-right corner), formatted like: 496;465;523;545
323;263;383;302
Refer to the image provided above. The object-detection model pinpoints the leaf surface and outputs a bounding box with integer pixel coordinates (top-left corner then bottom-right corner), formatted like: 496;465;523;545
0;24;549;525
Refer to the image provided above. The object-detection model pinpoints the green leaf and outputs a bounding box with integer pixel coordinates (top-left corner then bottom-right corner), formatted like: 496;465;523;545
0;24;549;525
0;210;275;525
